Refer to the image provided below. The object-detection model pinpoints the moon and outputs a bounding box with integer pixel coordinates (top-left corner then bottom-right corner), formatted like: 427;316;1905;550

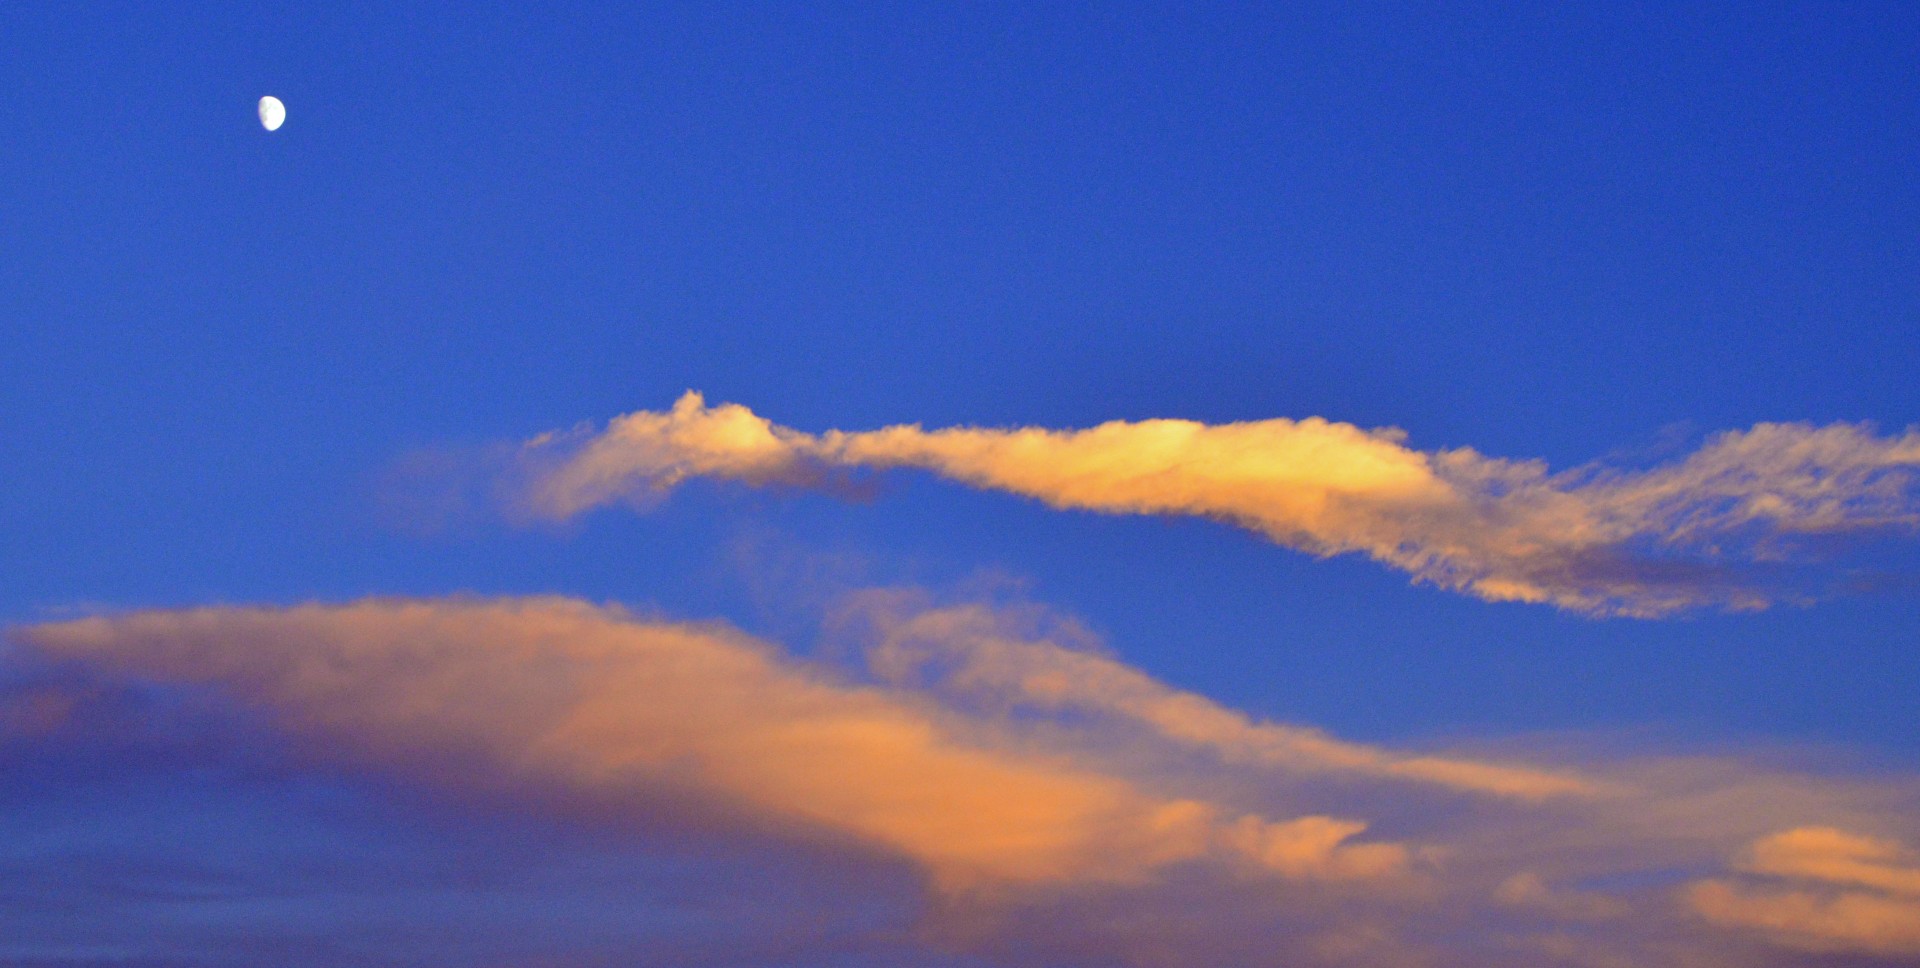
258;96;286;132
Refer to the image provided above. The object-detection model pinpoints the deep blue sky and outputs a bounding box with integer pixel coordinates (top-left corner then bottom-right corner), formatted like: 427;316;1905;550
5;1;1918;762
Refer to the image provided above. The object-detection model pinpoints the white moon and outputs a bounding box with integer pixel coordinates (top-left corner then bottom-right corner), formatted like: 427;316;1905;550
258;96;286;132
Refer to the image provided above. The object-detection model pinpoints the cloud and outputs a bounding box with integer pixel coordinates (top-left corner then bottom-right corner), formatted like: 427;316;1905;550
1688;882;1920;957
1743;827;1920;897
12;598;1408;893
846;593;1596;801
11;594;1920;966
511;393;1920;615
1685;828;1920;957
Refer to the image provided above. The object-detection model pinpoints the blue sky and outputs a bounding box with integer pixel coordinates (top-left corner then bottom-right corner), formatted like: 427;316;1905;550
4;4;1919;965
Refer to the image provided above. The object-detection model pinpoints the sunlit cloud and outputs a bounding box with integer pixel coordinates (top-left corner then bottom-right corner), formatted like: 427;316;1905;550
12;598;1411;893
11;594;1920;966
1689;881;1920;958
511;393;1920;615
1685;827;1920;957
847;592;1596;801
1744;827;1920;896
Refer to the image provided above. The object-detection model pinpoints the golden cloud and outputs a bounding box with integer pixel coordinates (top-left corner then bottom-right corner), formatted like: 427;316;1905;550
1686;827;1920;956
12;595;1920;965
513;393;1920;615
15;598;1407;892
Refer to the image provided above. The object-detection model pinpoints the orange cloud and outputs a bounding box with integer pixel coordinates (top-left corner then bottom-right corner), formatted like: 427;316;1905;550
852;596;1595;801
1689;881;1920;957
1686;827;1920;956
1744;827;1920;897
514;393;1920;615
13;595;1920;966
16;598;1406;892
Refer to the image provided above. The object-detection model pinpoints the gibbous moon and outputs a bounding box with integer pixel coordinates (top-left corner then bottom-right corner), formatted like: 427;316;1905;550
258;96;286;132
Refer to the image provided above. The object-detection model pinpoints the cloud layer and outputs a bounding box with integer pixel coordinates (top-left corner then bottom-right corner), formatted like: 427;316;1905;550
1689;827;1920;957
13;599;1412;892
12;594;1920;966
515;393;1920;615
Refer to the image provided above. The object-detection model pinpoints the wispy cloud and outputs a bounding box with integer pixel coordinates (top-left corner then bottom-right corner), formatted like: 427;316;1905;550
10;594;1920;965
510;393;1920;615
1686;827;1920;957
12;599;1413;892
846;591;1595;801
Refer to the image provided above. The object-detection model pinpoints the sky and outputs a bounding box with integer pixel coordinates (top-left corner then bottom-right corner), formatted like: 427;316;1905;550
3;3;1919;966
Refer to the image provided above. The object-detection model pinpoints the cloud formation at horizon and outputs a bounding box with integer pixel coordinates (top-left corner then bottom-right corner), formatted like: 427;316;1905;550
512;393;1920;616
14;598;1415;893
11;594;1920;966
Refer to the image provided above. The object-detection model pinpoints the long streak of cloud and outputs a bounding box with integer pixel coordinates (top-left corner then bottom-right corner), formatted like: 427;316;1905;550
846;594;1596;801
14;598;1408;891
514;393;1920;615
11;595;1920;965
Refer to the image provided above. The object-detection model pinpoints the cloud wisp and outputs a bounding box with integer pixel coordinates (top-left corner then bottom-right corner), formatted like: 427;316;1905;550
12;598;1413;893
512;393;1920;615
1688;827;1920;957
846;593;1596;802
10;594;1920;966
